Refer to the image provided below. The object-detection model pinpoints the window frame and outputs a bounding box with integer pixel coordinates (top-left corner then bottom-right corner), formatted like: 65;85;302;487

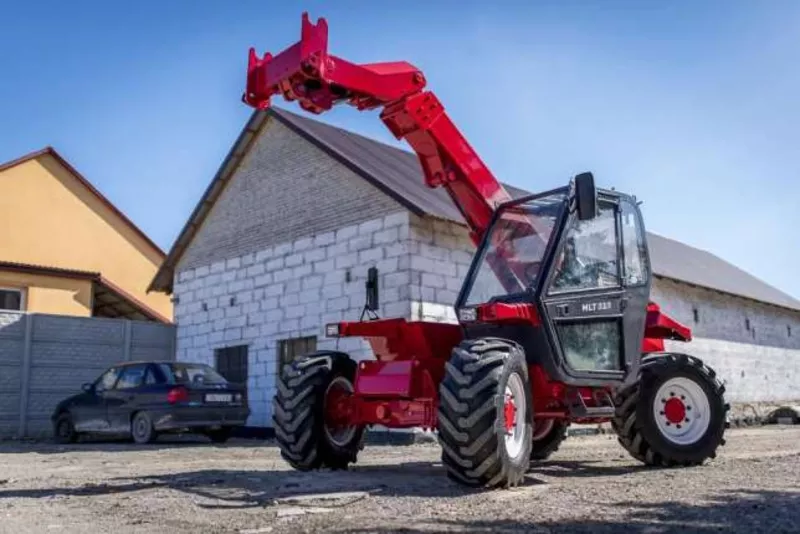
277;336;318;375
114;364;149;390
214;345;249;387
548;198;623;296
618;198;650;288
94;367;122;392
0;287;26;312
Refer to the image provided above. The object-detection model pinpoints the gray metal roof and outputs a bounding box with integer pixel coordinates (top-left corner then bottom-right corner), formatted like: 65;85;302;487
273;107;800;312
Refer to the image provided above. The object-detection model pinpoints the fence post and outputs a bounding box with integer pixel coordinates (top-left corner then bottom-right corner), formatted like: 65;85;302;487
123;320;133;361
17;314;34;438
169;324;177;362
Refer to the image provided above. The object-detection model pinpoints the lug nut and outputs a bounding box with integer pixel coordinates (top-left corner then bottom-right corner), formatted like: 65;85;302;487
660;411;665;416
676;424;682;429
685;418;690;423
670;392;675;397
681;395;686;400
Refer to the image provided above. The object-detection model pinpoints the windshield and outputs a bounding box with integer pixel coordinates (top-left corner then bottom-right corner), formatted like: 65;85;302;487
160;363;228;385
463;192;566;306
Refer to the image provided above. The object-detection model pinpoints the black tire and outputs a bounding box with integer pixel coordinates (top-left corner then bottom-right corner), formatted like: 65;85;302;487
53;412;79;444
131;411;157;445
204;427;233;443
437;338;533;488
529;420;569;462
273;351;364;471
612;353;729;466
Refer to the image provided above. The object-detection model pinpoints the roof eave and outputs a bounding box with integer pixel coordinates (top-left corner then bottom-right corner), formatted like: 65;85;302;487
148;110;271;294
653;274;800;314
0;147;166;259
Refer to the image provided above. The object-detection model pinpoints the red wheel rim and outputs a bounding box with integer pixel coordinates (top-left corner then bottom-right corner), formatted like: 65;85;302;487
323;376;357;447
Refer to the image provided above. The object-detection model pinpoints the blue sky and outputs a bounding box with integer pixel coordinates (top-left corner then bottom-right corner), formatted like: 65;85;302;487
2;1;798;298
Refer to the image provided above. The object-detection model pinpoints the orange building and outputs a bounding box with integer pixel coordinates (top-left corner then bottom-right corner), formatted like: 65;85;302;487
0;147;172;323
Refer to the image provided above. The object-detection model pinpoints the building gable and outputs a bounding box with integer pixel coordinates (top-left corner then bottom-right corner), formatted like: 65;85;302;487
175;116;404;273
0;148;171;319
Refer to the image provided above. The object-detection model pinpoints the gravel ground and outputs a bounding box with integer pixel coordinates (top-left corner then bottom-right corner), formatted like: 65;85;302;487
0;426;798;534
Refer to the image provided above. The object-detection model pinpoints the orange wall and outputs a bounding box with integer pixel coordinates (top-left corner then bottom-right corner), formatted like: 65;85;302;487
0;270;92;316
0;155;172;319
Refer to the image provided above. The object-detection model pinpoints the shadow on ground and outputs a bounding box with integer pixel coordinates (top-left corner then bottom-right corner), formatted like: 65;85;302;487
0;436;271;454
0;458;673;504
0;459;554;502
322;489;800;533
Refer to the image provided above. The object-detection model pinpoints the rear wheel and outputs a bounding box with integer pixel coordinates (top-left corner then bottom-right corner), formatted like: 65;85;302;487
131;411;157;444
437;338;533;488
273;351;364;471
529;419;568;462
612;353;728;466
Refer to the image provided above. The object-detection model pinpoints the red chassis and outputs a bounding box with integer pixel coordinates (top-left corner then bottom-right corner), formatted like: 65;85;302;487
245;13;694;433
324;301;692;431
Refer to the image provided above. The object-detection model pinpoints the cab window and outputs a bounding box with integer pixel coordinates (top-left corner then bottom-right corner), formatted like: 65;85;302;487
620;199;648;286
550;201;620;293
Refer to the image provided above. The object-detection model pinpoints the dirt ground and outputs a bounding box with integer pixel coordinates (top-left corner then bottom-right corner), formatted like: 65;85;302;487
0;426;798;534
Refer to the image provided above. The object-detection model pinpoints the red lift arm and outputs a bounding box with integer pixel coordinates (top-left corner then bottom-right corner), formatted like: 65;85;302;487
242;13;691;352
243;13;511;245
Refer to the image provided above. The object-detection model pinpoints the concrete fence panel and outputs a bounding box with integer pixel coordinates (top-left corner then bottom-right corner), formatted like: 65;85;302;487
0;312;176;439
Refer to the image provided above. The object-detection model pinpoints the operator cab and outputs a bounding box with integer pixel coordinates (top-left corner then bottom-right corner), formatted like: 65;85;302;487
456;173;653;387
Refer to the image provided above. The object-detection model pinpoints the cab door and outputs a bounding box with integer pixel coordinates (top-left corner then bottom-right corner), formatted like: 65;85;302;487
540;194;652;381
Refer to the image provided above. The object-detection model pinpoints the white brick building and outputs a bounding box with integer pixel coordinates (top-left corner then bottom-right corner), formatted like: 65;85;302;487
149;107;800;430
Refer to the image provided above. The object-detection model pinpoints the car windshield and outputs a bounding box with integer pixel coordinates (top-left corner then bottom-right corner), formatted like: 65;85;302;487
463;192;566;306
161;363;228;385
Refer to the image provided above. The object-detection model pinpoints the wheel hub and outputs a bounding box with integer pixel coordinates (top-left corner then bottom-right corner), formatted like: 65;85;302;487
504;396;517;433
323;376;357;447
503;373;526;460
663;397;686;424
653;376;711;445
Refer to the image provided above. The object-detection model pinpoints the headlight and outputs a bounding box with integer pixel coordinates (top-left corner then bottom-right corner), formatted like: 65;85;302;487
325;323;340;337
458;307;477;322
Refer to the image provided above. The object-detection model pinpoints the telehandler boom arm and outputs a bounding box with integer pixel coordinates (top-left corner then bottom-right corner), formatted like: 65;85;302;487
243;13;511;245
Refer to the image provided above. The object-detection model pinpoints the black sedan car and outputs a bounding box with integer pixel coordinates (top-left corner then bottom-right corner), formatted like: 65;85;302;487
51;361;250;444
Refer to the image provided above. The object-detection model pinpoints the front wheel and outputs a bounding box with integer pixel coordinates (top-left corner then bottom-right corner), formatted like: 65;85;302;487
53;412;79;444
437;338;533;488
613;353;729;466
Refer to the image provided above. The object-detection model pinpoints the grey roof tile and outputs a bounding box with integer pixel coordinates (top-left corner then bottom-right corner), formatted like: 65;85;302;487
273;107;800;312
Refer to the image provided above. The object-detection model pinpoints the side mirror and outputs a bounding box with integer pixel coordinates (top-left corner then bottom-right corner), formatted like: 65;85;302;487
365;266;379;311
82;383;94;394
574;172;597;221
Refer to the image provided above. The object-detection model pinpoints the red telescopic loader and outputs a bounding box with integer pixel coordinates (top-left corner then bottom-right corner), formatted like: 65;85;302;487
242;13;729;488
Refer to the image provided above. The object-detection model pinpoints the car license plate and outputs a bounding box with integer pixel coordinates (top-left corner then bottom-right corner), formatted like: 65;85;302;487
205;393;232;403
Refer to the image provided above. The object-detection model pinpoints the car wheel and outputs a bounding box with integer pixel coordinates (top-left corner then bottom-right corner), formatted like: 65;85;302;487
54;412;79;444
131;411;157;444
204;427;233;443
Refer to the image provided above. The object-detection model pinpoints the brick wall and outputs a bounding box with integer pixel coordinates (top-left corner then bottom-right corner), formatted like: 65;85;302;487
173;212;415;427
0;312;176;439
174;210;800;429
405;218;800;404
178;118;403;270
407;214;475;323
654;278;800;403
